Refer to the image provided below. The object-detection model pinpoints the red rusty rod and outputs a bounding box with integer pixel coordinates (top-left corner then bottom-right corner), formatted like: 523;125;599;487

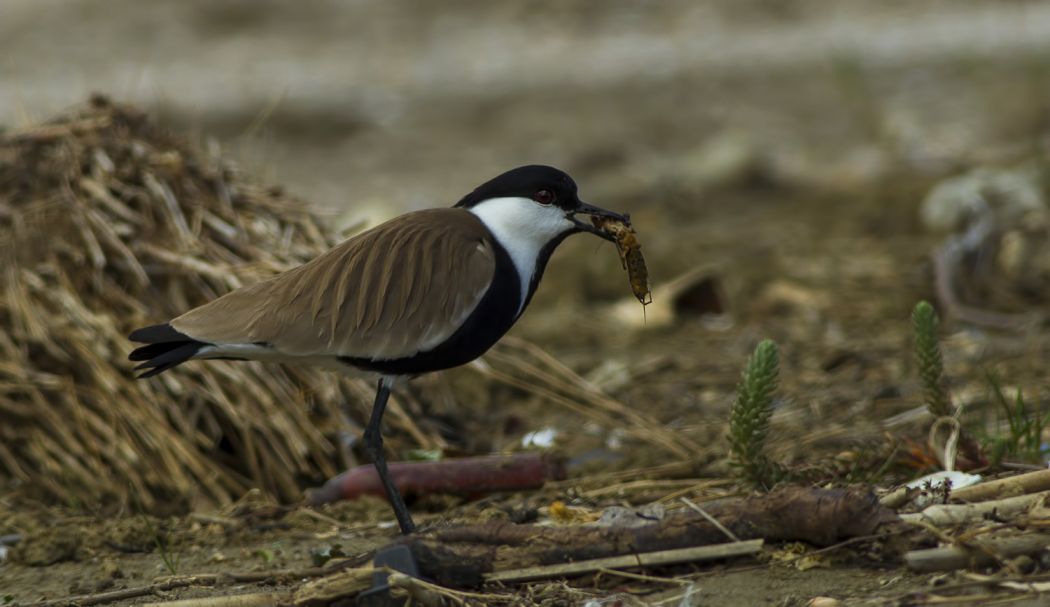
306;453;565;506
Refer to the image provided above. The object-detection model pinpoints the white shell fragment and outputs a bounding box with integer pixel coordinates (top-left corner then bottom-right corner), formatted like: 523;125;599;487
905;470;982;509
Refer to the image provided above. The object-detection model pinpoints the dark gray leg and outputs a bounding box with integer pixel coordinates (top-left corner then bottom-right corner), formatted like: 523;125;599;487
363;378;416;534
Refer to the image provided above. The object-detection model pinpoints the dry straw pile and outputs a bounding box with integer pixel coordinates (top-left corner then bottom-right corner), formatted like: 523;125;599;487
0;96;377;511
0;97;686;513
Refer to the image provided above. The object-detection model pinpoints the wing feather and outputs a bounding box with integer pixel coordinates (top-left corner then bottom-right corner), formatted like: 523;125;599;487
171;208;496;361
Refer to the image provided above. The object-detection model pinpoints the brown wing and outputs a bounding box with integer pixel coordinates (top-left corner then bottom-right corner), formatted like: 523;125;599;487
171;208;496;360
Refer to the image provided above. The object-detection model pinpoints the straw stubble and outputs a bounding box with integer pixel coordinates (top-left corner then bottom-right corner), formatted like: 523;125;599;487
0;97;374;510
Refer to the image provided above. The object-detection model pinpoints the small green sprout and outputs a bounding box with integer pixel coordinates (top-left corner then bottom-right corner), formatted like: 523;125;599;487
912;301;952;417
729;339;785;489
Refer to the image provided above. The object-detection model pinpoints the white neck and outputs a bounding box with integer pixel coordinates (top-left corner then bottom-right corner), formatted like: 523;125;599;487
468;196;574;315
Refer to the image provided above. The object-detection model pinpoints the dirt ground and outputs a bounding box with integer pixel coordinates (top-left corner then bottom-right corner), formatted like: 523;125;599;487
3;1;1050;605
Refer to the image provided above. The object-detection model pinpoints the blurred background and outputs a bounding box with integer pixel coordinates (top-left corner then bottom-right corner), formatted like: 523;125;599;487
5;0;1050;220
4;1;1050;602
5;0;1050;501
5;0;1050;503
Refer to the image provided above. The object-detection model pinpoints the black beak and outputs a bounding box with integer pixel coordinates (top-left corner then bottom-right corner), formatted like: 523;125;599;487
570;201;629;242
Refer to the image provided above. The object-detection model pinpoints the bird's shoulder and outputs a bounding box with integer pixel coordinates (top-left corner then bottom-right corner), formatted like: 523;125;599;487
323;207;492;260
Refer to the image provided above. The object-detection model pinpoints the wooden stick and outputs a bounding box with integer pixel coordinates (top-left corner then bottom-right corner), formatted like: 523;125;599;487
292;567;374;607
140;594;283;607
952;469;1050;502
388;573;511;604
22;565;340;607
23;585;166;607
901;490;1049;526
680;497;741;542
594;568;693;586
905;533;1050;573
880;486;919;509
401;486;896;587
484;539;763;583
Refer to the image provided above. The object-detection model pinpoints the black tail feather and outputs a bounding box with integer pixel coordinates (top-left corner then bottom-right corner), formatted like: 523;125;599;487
129;323;191;344
128;341;180;362
128;323;208;378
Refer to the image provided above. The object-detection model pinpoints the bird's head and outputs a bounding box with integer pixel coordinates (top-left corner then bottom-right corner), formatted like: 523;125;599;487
455;165;627;245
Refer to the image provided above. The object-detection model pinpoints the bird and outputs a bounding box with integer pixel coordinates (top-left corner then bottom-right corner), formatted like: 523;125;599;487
128;164;627;535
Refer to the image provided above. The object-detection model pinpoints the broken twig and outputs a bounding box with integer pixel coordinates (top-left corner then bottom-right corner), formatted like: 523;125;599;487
905;533;1050;573
951;469;1050;503
24;564;342;607
140;594;282;607
901;490;1049;527
398;486;896;586
485;540;763;583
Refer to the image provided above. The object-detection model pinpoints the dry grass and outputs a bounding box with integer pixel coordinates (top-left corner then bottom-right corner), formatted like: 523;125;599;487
0;96;708;513
474;336;702;459
0;96;376;511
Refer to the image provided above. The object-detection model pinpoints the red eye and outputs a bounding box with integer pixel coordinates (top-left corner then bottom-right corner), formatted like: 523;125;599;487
533;189;555;205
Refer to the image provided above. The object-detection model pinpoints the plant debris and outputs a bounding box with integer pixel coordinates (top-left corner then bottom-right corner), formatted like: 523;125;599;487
0;96;369;510
4;86;1050;605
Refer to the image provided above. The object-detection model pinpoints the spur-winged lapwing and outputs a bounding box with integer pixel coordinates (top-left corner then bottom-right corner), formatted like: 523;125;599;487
129;164;627;534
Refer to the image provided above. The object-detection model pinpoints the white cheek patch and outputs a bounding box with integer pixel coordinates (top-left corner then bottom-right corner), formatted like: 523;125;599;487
468;197;574;314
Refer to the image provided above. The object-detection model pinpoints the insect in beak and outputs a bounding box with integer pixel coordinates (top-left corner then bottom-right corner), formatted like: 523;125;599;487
570;201;629;242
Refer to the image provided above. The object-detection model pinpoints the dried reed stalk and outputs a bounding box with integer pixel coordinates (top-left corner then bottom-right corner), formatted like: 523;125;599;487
0;96;663;512
0;96;386;511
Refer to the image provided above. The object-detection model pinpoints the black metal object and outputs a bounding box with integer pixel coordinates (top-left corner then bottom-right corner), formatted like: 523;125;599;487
355;544;422;607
